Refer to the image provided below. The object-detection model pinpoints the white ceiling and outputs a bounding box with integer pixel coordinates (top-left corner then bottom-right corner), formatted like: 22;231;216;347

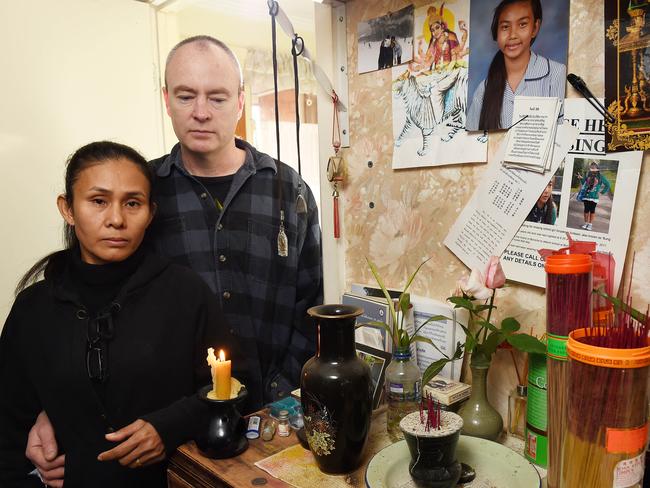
157;0;314;27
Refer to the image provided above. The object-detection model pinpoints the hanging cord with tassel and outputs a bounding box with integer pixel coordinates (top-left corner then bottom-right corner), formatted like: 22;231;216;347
268;0;288;257
291;34;307;213
327;92;343;238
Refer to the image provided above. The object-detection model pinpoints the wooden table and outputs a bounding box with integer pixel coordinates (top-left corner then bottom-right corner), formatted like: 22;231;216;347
168;408;389;488
167;408;547;488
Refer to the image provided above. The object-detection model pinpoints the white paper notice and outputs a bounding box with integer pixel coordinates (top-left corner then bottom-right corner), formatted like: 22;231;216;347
501;98;642;291
504;96;561;172
444;124;580;271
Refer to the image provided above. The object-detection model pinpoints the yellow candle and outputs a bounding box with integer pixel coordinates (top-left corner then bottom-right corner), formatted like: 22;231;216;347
206;348;232;400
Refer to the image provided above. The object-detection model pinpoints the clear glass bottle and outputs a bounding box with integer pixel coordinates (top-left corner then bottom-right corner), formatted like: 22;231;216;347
508;384;527;440
261;418;276;441
277;409;291;437
385;348;422;441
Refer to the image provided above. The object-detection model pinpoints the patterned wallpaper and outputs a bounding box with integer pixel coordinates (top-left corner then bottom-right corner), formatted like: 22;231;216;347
341;0;649;416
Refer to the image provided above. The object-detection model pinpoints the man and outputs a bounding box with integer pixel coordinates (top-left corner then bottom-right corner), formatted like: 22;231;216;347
391;36;402;65
26;36;322;486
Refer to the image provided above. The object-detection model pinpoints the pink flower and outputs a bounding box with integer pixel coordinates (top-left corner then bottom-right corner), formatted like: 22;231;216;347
484;256;506;289
458;269;492;300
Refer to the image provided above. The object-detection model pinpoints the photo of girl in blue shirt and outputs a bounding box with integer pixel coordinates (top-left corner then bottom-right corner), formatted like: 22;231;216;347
576;161;612;231
466;0;567;131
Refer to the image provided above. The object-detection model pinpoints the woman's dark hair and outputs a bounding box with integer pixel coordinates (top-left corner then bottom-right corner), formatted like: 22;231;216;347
478;0;543;130
543;197;556;224
15;141;153;294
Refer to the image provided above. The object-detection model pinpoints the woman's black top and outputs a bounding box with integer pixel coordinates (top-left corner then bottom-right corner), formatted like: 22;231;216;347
0;249;247;487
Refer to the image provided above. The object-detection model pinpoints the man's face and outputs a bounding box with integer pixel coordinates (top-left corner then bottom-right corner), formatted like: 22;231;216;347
163;43;244;158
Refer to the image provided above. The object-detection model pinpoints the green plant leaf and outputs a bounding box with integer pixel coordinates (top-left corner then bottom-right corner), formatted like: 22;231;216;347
422;358;452;387
355;320;394;343
448;296;475;311
475;318;498;333
501;317;521;334
507;333;546;355
481;330;505;357
403;257;431;293
593;289;649;324
465;333;477;352
411;334;433;346
410;335;452;360
452;341;465;360
474;304;496;313
366;257;399;344
398;292;410;315
397;328;411;350
412;315;450;338
455;320;471;337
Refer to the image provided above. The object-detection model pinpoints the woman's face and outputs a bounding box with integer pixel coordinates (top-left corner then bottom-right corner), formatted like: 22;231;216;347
431;22;444;39
496;2;540;62
58;158;154;265
539;180;553;205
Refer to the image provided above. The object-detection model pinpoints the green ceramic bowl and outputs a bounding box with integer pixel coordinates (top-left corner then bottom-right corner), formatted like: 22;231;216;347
365;435;542;487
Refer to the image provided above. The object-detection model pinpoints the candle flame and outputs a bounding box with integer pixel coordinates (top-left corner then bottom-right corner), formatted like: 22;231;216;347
219;349;226;362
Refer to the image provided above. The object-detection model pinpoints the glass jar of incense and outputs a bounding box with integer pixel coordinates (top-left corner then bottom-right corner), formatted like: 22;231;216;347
544;254;592;488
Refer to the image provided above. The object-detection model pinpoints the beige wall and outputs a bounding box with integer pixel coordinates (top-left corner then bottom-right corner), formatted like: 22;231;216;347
340;0;649;418
0;0;164;324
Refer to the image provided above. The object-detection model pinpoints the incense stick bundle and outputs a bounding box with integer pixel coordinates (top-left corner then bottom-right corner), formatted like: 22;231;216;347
562;325;650;488
544;254;592;488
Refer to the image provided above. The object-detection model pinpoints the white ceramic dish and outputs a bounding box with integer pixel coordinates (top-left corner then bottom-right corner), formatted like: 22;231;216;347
365;435;541;487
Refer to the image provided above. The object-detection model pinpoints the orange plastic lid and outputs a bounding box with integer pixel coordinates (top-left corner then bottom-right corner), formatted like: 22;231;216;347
567;328;650;369
545;254;592;274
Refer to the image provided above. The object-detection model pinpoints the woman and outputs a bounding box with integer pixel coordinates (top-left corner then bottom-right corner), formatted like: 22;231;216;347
0;141;245;487
526;177;557;225
466;0;566;130
577;161;611;231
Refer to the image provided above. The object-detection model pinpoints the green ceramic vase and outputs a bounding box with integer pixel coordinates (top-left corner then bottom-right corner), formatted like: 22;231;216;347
457;360;503;441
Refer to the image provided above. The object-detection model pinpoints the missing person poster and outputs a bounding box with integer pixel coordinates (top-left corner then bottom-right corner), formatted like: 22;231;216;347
501;98;643;291
444;123;579;272
465;0;569;131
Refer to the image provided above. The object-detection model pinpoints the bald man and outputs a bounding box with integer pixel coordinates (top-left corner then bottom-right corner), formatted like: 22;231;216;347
26;36;322;485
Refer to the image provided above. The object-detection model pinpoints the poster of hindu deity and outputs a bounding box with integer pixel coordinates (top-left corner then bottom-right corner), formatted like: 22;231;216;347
391;1;487;169
605;0;650;151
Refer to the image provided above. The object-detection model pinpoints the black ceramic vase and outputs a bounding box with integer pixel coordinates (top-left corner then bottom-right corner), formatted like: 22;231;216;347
301;304;373;474
195;385;248;459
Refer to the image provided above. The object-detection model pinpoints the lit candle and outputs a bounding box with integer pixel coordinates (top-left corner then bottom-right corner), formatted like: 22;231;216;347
206;347;231;400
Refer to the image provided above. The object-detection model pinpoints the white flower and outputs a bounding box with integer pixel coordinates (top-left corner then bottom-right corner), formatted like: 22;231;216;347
458;268;492;300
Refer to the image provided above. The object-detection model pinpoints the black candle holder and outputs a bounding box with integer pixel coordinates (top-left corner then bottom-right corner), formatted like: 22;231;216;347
195;384;249;459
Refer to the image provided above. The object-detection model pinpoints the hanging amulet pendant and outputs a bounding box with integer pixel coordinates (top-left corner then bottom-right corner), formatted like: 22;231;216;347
277;210;288;257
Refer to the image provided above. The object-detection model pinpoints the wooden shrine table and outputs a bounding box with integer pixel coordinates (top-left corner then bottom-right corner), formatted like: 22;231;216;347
167;407;389;488
167;407;547;488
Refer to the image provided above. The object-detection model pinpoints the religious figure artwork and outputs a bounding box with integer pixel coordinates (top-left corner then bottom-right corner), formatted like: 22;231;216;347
391;1;487;169
605;0;650;151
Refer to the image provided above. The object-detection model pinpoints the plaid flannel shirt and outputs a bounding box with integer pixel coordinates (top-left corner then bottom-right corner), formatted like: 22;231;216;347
148;139;322;409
